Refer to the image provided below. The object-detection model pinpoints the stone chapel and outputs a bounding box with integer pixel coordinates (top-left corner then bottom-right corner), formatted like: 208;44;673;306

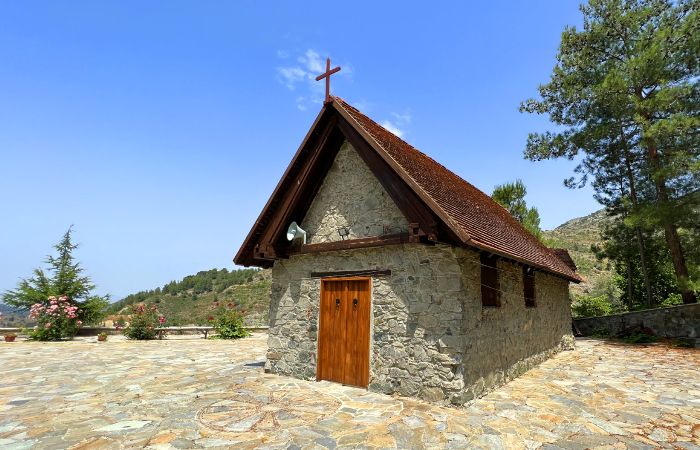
235;96;580;405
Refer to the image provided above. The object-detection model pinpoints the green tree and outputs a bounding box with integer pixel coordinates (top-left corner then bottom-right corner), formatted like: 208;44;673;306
520;0;699;303
491;179;543;240
2;227;110;324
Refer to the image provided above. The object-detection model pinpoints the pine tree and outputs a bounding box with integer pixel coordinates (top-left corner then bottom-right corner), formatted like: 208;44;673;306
2;227;110;324
520;0;699;303
491;180;543;240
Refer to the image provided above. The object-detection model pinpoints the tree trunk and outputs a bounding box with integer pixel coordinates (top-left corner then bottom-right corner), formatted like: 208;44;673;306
633;227;654;307
626;258;635;309
620;134;655;307
645;143;696;304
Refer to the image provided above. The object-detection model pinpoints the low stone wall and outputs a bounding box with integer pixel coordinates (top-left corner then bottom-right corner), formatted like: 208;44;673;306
574;303;700;339
2;326;270;337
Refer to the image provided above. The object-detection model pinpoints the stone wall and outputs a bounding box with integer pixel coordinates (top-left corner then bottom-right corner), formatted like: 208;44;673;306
302;141;409;244
574;303;700;339
265;244;574;405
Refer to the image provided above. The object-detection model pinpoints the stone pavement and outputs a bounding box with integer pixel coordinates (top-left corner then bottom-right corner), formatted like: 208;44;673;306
0;333;698;449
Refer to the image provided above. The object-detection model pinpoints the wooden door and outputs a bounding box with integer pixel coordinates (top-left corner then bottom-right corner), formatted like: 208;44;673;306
317;278;370;387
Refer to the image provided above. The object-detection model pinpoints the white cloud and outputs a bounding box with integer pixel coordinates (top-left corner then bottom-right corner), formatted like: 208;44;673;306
277;67;306;90
276;49;351;111
391;112;412;124
380;120;404;138
380;110;411;137
298;49;324;74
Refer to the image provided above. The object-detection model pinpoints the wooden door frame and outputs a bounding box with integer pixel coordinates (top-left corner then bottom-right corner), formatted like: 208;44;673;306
316;276;372;386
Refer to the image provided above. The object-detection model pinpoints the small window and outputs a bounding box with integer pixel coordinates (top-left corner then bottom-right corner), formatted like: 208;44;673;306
523;266;536;307
480;253;500;307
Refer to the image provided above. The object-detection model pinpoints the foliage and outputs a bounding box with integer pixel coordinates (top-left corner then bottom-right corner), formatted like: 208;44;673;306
588;327;611;338
210;306;249;339
521;0;700;304
2;227;110;324
108;268;260;313
491;179;543;240
659;293;683;307
619;326;659;344
571;294;613;318
97;332;108;341
27;296;83;341
594;217;680;310
107;268;270;326
121;304;167;340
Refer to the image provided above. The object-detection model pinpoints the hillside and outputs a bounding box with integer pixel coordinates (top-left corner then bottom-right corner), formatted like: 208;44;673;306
542;208;613;298
0;302;26;326
107;268;271;326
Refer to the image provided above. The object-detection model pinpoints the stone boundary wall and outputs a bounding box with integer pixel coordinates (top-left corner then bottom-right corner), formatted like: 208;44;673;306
0;326;270;336
574;303;700;339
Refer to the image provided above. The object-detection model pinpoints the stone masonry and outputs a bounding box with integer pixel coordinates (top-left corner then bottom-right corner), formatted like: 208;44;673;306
302;141;409;244
264;141;574;405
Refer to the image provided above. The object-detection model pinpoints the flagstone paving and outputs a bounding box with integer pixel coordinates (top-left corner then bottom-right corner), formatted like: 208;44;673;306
1;333;698;449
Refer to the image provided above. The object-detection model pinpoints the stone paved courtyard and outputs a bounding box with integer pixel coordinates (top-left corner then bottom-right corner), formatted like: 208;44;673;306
1;333;698;449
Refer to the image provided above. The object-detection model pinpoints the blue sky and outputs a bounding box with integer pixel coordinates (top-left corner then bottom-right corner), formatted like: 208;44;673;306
0;1;597;299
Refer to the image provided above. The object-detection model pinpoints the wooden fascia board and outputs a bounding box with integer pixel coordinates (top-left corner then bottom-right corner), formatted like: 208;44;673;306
469;239;582;283
257;115;338;252
233;105;332;265
332;101;473;245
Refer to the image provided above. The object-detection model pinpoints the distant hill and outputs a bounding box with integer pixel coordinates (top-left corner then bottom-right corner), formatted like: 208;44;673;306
542;208;614;298
107;268;271;326
0;303;27;326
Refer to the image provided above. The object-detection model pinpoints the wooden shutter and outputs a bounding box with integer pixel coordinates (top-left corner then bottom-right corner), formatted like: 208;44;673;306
523;266;536;307
480;253;500;307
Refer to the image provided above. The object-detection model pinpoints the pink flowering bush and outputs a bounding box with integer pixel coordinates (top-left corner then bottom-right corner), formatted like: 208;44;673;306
121;304;167;340
28;296;83;341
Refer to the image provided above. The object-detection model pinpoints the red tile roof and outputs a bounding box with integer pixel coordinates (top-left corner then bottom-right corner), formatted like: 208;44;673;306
333;97;581;282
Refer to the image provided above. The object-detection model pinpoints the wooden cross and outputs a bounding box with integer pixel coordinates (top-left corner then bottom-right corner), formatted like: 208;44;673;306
315;57;341;104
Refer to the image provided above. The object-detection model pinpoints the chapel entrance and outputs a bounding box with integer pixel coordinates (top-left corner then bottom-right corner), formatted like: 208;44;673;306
317;277;370;388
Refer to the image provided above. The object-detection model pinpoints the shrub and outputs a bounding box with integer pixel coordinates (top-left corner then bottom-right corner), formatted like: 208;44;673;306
622;329;658;344
212;309;249;339
589;327;611;338
659;293;683;307
27;296;83;341
571;294;613;318
122;304;167;340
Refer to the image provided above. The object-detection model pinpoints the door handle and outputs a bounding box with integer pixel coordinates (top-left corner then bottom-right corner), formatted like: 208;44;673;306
353;298;358;309
335;298;340;309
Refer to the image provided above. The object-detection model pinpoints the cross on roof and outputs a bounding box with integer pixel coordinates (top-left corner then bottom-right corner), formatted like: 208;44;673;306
315;57;341;104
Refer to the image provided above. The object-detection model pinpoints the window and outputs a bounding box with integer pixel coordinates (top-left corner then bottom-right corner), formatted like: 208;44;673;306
480;253;500;307
523;266;536;307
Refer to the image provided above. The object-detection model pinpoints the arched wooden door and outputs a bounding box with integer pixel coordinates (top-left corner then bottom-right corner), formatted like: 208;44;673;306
317;277;370;387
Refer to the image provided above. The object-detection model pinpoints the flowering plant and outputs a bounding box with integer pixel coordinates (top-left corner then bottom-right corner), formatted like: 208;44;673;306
28;296;83;341
121;304;167;340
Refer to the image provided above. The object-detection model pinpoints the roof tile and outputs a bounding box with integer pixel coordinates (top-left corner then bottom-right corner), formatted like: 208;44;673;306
333;97;581;282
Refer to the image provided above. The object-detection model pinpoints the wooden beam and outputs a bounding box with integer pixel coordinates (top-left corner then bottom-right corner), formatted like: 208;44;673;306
310;269;391;278
290;233;410;255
